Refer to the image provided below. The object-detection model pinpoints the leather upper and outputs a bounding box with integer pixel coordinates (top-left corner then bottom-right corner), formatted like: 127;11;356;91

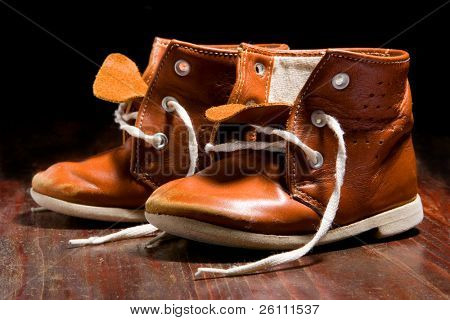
287;49;417;226
32;139;150;208
32;38;289;208
147;152;321;234
131;40;288;188
32;38;167;207
146;46;418;235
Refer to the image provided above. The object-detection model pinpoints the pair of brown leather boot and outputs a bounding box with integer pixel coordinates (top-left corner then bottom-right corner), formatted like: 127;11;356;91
31;38;423;277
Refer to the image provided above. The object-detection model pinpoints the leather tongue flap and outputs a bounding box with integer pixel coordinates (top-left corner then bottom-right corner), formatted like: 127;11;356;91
93;53;148;103
206;103;291;125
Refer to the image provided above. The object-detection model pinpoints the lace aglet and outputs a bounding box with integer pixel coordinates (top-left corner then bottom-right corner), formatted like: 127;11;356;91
194;270;203;278
68;237;99;248
145;231;173;248
145;237;161;248
194;267;230;279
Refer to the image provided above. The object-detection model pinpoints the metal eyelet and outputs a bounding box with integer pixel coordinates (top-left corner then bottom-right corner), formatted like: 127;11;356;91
309;151;323;169
161;96;178;112
174;59;190;76
311;110;327;127
255;63;265;76
152;132;168;150
332;72;350;90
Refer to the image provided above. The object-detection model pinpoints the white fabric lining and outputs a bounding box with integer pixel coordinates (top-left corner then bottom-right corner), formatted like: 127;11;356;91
268;56;323;104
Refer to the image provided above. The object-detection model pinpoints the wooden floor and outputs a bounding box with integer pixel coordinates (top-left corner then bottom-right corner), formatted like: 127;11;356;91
0;133;448;299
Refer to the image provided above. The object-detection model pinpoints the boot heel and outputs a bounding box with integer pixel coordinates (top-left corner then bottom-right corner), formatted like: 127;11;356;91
375;197;424;239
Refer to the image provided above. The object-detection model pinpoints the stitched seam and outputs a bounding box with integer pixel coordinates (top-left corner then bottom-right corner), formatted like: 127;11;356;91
137;173;158;190
329;53;410;64
135;43;237;183
176;44;239;57
144;43;161;84
154;38;170;46
294;186;326;210
140;43;238;129
361;52;391;56
236;49;247;102
245;46;409;63
227;48;244;104
299;55;332;101
292;53;331;177
264;56;274;102
234;49;248;103
245;46;326;57
146;39;169;82
135;43;176;182
230;50;243;103
288;54;333;210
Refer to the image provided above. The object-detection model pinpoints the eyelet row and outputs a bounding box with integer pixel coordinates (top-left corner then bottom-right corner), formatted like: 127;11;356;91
152;96;181;150
309;110;328;169
307;73;350;168
155;59;190;149
158;66;347;163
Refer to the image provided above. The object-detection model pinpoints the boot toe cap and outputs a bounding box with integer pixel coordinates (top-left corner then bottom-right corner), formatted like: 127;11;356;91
146;174;321;235
32;162;99;202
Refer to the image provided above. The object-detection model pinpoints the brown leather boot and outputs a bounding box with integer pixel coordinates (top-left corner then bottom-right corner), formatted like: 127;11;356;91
145;44;423;277
30;39;289;225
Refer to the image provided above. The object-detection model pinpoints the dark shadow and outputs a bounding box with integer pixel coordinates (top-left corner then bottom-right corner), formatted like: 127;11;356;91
312;227;420;255
193;260;320;281
140;238;279;264
15;209;137;231
129;227;420;265
413;132;450;184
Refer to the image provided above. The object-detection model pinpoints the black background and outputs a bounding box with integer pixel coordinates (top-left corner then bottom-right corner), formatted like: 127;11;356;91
1;1;449;177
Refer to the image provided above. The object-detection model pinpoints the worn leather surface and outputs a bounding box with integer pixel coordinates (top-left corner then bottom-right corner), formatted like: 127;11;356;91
32;139;150;208
146;47;418;235
131;40;237;188
288;49;417;226
32;39;289;208
147;152;321;234
131;40;289;188
31;38;168;206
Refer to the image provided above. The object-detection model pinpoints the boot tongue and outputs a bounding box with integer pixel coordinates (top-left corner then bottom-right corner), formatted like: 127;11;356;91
205;102;292;185
93;53;148;103
92;37;171;104
206;103;291;126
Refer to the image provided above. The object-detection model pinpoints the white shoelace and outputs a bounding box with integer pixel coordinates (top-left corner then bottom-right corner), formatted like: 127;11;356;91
114;101;198;175
68;100;198;247
195;113;346;277
69;224;159;247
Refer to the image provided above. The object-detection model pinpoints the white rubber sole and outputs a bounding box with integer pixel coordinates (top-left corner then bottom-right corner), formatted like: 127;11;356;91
30;189;146;223
145;195;423;250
